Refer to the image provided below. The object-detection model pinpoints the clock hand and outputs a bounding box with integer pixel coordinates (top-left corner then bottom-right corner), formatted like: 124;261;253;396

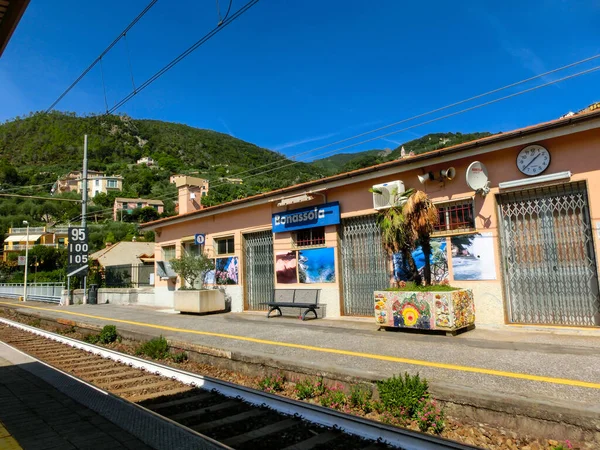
523;153;541;170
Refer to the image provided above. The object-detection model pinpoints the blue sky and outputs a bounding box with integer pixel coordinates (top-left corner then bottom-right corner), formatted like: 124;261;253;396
1;0;599;160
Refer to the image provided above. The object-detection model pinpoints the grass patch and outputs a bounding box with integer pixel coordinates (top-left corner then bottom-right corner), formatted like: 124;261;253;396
134;335;188;363
385;283;459;292
84;325;120;344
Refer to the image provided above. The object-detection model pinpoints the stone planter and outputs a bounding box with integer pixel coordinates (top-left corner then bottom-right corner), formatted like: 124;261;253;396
374;289;475;334
174;289;226;314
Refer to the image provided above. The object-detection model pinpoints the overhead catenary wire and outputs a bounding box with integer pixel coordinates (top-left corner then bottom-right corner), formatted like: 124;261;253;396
45;0;159;113
74;61;600;222
0;193;81;202
107;0;260;114
209;52;600;183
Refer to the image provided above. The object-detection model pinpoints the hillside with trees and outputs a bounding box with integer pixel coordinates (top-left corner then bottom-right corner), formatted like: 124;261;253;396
0;111;493;284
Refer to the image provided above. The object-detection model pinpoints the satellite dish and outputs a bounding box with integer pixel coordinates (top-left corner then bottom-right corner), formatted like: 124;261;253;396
466;161;490;195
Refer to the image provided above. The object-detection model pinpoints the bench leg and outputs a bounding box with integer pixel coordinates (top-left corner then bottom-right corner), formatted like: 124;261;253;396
267;307;282;318
301;308;318;321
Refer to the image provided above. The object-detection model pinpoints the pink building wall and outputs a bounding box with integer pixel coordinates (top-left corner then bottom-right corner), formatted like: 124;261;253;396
151;126;600;326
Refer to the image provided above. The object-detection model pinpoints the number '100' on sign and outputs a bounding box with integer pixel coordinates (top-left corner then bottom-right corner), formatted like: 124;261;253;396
68;227;89;276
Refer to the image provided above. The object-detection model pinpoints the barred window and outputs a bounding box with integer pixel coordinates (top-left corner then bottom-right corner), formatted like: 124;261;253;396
434;199;475;233
295;227;325;247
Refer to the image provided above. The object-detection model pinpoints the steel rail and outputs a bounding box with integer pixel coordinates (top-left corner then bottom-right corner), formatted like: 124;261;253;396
0;316;479;450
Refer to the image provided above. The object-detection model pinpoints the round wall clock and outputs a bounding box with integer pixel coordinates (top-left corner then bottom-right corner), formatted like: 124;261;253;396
516;145;550;176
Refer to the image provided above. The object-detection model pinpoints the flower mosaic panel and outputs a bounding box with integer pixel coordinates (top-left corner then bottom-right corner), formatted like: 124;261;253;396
375;289;474;331
452;289;475;329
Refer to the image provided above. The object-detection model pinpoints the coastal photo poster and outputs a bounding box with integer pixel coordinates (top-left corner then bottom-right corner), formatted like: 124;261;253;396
451;233;496;280
276;251;298;284
298;247;336;283
215;257;239;285
393;238;448;283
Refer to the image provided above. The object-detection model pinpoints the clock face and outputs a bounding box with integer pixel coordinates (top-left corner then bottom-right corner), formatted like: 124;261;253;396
517;145;551;176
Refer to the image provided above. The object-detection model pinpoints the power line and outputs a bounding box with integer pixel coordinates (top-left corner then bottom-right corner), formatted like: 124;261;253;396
45;0;159;113
212;52;600;183
225;64;600;183
74;60;600;219
0;193;81;202
0;182;57;192
107;0;260;114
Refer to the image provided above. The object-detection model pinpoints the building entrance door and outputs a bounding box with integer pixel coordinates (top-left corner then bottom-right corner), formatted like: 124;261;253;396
340;215;389;316
497;181;600;326
243;230;274;311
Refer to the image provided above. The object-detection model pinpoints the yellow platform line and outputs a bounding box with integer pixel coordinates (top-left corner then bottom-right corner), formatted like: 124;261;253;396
2;301;600;390
0;420;22;450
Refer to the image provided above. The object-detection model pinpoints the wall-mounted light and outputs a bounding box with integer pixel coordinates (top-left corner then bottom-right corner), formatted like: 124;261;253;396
277;194;314;207
498;171;572;190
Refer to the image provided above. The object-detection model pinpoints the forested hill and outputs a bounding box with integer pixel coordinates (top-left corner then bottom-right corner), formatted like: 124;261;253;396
0;111;322;181
0;112;492;211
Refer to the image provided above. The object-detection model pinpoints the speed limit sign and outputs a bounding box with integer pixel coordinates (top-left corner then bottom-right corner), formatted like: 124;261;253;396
67;227;89;277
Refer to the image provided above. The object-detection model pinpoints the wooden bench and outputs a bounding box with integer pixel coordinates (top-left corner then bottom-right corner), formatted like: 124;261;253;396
262;289;320;321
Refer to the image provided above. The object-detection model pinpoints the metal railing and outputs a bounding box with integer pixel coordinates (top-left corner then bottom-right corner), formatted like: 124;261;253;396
0;283;64;303
4;244;67;251
10;227;46;234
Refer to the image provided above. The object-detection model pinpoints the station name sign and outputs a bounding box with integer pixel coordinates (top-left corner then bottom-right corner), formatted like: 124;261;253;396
272;201;340;233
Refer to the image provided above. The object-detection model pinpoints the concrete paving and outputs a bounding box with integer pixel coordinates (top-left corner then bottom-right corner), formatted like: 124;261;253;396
0;354;153;450
2;299;600;412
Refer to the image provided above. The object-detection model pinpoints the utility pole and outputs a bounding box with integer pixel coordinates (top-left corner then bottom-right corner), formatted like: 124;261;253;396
23;220;29;301
81;135;89;303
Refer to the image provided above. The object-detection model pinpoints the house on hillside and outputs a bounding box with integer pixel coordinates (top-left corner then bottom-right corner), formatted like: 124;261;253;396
3;226;69;261
90;241;155;287
113;198;164;221
136;156;157;167
53;170;123;197
141;106;600;330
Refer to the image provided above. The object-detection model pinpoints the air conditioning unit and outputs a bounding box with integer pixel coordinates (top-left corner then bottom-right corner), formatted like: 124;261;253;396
372;180;405;210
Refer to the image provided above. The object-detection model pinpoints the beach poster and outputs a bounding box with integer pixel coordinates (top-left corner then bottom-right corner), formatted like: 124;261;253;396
451;233;496;280
393;238;448;283
298;248;336;283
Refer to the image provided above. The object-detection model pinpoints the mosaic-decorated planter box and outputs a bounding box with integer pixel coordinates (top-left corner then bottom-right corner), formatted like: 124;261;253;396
374;289;475;333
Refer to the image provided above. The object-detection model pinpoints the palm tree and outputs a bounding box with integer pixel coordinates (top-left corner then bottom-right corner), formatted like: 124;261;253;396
403;190;438;286
374;188;421;285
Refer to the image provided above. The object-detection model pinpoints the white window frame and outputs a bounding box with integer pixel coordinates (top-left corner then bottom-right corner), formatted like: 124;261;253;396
162;245;176;262
214;236;235;256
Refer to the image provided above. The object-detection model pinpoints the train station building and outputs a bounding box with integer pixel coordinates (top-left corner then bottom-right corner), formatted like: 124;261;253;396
141;107;600;329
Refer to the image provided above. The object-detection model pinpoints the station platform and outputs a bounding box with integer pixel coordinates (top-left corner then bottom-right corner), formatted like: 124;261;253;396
1;299;600;431
0;333;224;450
0;352;153;450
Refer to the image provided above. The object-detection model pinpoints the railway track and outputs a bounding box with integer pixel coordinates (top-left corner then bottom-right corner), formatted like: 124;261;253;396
0;317;479;450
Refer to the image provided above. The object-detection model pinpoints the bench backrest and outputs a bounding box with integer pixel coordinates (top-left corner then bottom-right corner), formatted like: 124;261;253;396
273;289;320;305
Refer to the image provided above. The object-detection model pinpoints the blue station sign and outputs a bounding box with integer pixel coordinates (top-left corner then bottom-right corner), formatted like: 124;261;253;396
272;201;340;233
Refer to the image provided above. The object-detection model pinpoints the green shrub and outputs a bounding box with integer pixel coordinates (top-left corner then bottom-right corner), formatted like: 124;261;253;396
293;376;327;400
377;372;429;418
349;384;373;411
415;399;445;433
385;283;458;292
98;325;118;344
135;336;170;360
171;351;188;363
84;333;99;344
257;372;286;393
319;384;348;410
